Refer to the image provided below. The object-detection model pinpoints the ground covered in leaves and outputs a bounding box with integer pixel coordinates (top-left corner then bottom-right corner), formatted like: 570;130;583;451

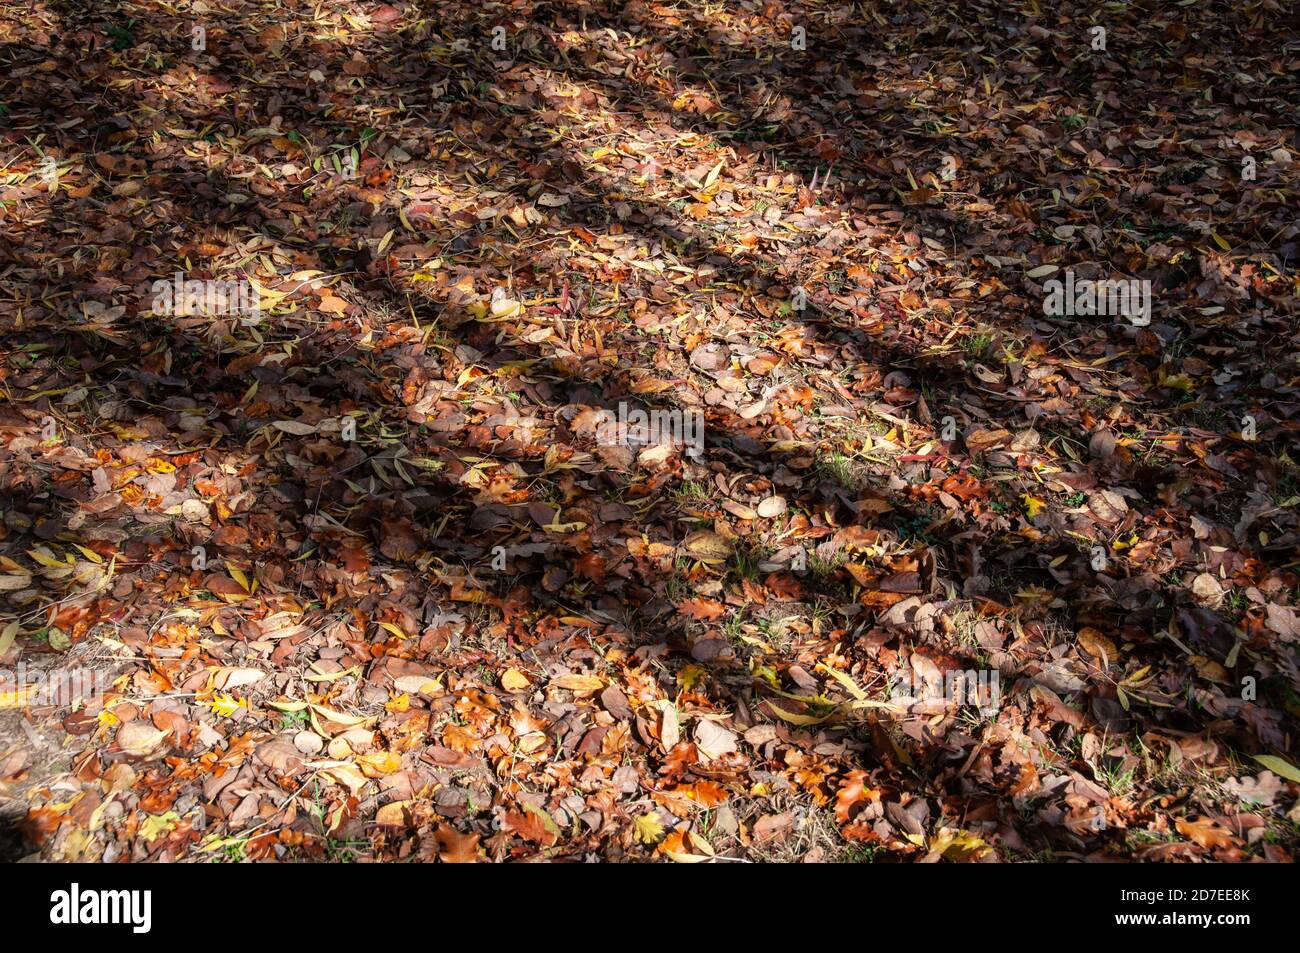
1;0;1299;863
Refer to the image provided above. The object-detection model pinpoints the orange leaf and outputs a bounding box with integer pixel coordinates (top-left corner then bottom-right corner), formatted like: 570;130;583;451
434;823;481;863
677;598;725;621
1175;816;1239;850
503;809;558;847
317;294;348;314
835;769;880;824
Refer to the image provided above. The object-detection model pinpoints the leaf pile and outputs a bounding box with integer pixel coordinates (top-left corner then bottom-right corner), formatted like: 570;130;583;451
0;0;1298;862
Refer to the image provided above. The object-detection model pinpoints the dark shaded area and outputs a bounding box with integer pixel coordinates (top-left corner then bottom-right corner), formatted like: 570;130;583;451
0;809;29;862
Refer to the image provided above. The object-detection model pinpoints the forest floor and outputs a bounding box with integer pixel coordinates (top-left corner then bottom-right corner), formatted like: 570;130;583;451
1;0;1298;862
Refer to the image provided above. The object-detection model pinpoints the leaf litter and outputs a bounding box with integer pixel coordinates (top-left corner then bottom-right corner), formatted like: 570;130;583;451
0;0;1298;862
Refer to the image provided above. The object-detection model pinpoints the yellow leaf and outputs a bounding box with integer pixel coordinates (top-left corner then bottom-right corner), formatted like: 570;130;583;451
267;700;308;712
207;692;244;717
225;562;250;592
1021;494;1047;518
0;686;39;710
27;547;67;568
551;674;603;692
357;751;402;777
308;704;372;727
815;662;867;701
703;159;724;189
0;619;19;656
634;813;665;845
1111;533;1139;552
385;692;411;713
542;520;587;533
377;621;410;640
246;275;291;310
316;762;369;796
929;827;993;861
139;812;180;843
501;668;530;691
456;365;484;387
198;834;247;853
767;703;831;726
1253;754;1300;784
677;664;706;692
374;801;414;827
751;664;779;687
490;295;523;318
